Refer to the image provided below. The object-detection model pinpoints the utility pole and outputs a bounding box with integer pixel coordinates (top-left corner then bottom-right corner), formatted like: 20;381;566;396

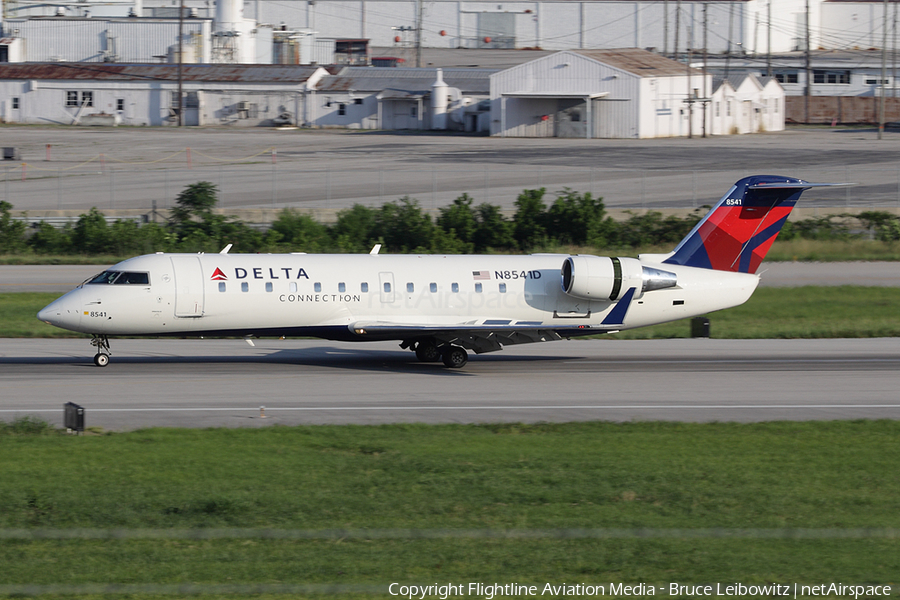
703;2;708;138
893;0;898;98
805;0;811;125
687;23;693;139
879;0;888;139
725;2;733;79
674;0;680;62
767;1;772;78
663;0;668;56
415;0;424;68
177;0;184;127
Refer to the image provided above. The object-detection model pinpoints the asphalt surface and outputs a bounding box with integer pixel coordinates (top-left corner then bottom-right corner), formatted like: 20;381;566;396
3;127;900;212
3;262;898;293
1;338;898;430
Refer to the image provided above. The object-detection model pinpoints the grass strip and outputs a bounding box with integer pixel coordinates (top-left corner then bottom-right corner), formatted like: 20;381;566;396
0;420;899;596
8;286;900;339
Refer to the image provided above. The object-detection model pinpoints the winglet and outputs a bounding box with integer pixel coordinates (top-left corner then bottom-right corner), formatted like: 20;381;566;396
219;244;233;255
370;244;382;255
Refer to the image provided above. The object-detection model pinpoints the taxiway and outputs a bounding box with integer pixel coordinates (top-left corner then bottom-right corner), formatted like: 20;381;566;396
1;338;898;430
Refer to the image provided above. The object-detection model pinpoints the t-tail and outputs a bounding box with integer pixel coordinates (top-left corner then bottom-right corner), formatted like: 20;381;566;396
662;175;841;274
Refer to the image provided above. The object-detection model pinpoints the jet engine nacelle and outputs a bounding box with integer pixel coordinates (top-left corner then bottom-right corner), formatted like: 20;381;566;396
561;255;677;301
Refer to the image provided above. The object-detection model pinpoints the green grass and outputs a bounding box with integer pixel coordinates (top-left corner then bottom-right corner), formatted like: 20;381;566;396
10;286;900;340
0;421;899;598
612;286;900;339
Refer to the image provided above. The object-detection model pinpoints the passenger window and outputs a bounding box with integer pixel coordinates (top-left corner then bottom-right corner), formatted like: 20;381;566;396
475;283;483;293
384;282;391;293
499;283;507;293
451;283;459;293
265;282;273;292
407;283;414;293
361;282;369;293
430;283;437;293
290;282;297;293
339;282;346;293
241;282;249;292
218;282;226;292
314;282;322;292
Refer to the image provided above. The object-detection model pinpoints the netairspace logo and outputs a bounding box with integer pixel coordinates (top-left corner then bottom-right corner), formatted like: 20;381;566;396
387;582;893;599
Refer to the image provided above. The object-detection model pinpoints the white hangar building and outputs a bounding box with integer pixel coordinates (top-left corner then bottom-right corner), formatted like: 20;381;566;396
0;63;326;126
490;48;712;139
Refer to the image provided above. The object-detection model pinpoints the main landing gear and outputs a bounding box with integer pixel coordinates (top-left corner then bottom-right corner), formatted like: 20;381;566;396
403;338;469;368
90;335;111;367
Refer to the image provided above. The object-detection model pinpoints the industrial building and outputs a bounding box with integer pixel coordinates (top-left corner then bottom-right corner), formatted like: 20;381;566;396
0;63;327;125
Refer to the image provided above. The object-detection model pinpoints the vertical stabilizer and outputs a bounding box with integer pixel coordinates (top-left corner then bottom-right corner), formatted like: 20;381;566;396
663;175;835;274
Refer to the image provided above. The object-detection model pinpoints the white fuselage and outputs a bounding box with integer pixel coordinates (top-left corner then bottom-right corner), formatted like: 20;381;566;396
38;253;759;342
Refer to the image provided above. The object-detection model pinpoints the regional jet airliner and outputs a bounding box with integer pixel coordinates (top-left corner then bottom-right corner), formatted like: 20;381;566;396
37;175;837;368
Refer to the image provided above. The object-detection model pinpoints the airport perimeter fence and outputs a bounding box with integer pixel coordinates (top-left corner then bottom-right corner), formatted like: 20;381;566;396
4;153;900;222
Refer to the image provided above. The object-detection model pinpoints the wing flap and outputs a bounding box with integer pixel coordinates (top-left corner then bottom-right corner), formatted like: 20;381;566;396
347;321;569;353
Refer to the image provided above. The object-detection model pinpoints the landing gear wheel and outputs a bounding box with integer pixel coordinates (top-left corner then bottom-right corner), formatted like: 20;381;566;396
414;340;441;362
441;345;468;368
90;335;111;367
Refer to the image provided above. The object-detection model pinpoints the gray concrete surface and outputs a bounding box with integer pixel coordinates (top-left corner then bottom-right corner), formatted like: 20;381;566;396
3;262;897;293
1;338;898;430
3;127;900;214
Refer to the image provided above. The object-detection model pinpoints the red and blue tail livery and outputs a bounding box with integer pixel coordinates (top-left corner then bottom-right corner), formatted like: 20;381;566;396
663;175;838;274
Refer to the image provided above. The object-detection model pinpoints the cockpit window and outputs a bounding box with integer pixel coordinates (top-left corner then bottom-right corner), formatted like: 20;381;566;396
113;272;150;285
86;271;149;285
87;271;121;285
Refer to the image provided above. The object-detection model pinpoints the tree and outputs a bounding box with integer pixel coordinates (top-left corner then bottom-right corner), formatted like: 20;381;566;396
473;203;515;252
170;181;219;226
332;204;377;253
71;208;111;254
374;197;436;253
269;209;332;252
545;189;613;247
437;193;478;253
512;188;548;250
0;201;27;254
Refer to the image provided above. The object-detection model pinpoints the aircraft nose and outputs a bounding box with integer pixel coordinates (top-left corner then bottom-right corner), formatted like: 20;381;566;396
37;295;81;330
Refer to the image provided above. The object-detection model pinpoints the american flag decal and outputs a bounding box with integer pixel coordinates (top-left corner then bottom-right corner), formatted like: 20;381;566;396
472;270;490;280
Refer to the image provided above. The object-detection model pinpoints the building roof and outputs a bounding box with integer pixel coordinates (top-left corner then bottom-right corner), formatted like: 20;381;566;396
318;67;494;94
0;63;321;82
571;48;704;77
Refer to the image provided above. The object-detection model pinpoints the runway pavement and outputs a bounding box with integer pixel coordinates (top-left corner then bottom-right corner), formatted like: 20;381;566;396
1;338;898;430
2;262;898;293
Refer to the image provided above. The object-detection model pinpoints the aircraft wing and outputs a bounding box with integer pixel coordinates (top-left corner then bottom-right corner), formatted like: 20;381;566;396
347;320;591;353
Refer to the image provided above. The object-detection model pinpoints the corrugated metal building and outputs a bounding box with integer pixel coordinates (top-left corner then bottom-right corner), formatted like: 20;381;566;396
490;48;711;139
0;63;327;126
1;17;215;63
312;67;493;131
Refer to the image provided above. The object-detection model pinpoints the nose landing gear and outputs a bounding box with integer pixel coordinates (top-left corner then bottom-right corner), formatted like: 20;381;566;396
90;335;111;367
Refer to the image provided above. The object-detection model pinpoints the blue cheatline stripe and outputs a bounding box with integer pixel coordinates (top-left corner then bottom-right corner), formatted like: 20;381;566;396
601;287;636;325
483;319;512;325
737;214;789;273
